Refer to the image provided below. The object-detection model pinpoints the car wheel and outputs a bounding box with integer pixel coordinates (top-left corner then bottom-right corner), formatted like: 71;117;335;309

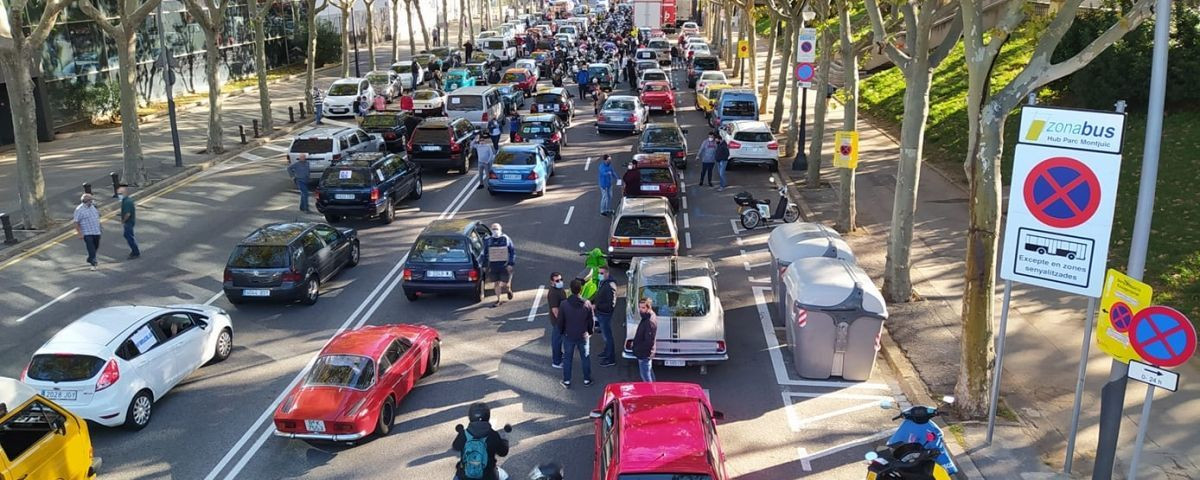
381;200;396;225
769;162;779;172
405;290;419;301
324;214;341;223
424;341;441;377
125;390;153;431
488;188;496;196
212;328;233;363
375;398;395;436
459;152;470;175
347;241;361;267
301;276;320;305
410;177;423;199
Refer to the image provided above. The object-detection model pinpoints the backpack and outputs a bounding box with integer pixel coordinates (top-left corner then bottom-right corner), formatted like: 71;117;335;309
461;429;489;479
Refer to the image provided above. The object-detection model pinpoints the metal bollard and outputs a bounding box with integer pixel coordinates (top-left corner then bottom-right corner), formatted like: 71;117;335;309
252;119;260;138
289;106;296;123
299;102;306;118
82;183;93;195
239;125;247;144
110;172;120;197
0;212;16;245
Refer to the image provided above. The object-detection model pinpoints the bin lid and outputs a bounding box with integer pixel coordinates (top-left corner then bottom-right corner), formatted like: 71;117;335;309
782;257;887;317
768;222;856;265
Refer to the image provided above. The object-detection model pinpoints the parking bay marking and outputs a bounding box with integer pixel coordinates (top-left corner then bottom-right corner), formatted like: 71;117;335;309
564;205;575;225
14;287;79;323
796;429;896;472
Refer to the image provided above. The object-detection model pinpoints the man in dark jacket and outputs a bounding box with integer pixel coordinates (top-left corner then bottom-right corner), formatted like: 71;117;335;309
463;41;475;61
591;266;619;366
546;272;568;368
453;402;509;480
632;297;659;382
715;136;731;191
558;279;594;388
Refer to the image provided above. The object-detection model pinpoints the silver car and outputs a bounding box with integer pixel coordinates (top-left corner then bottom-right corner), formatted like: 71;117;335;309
596;96;649;135
607;197;678;265
623;256;727;367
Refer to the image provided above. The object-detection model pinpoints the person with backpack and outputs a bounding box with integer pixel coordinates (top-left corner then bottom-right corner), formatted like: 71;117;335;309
452;402;510;480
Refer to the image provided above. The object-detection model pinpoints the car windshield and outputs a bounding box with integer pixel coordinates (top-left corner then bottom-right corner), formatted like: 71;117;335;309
328;83;358;96
304;355;375;389
367;73;391;84
605;99;636;111
637;61;657;70
644;83;669;92
734;130;774;142
614;215;671;237
448;70;470;79
25;354;105;382
535;93;564;104
321;168;371;188
228;245;290;268
393;64;413;73
639;285;711;317
361;115;399;128
290;138;334;154
644;72;666;81
618;475;713;480
637;51;656;59
589;67;612;78
521;122;554;134
414;90;439;100
722;100;757;116
412;236;470;262
648;40;670;50
483;40;506;49
701;73;725;81
494;149;538;165
496;85;515;94
644;127;682;145
502;72;527;82
447;95;484;111
412;127;451;143
638;168;674;184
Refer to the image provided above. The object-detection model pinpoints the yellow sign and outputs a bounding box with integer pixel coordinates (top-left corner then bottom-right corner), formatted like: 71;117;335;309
832;131;859;169
737;40;750;58
1095;269;1152;363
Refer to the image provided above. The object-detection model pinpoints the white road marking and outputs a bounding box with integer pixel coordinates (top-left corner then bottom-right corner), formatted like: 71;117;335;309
792;400;887;429
564;205;575;225
681;196;688;210
585;156;592;171
239;152;265;162
749;276;770;283
261;143;289;153
796;429;896;471
730;218;743;235
685;231;692;249
14;287;79;323
787;391;894;400
526;285;546;322
797;447;812;471
203;290;225;306
682;212;690;229
680;182;686;193
440;177;481;220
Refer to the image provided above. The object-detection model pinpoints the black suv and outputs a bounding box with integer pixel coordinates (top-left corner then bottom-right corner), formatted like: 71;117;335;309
528;87;575;125
401;219;494;302
316;152;422;224
637;122;689;169
514;113;567;160
688;54;720;88
407;117;480;174
360;111;422;153
223;222;360;305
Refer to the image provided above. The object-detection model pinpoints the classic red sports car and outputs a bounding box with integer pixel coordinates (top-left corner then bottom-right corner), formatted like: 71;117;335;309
502;68;538;95
591;382;729;479
273;324;441;442
639;81;676;114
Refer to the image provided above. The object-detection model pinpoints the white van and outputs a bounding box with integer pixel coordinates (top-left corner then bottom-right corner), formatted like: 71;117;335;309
445;86;505;129
478;37;518;63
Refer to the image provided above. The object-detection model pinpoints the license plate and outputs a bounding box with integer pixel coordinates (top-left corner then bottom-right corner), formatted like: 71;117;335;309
421;145;441;151
641;184;661;192
866;473;878;480
609;116;625;122
41;390;77;401
543;104;557;111
503;174;522;180
334;194;355;200
243;289;270;297
426;270;453;278
304;420;326;432
632;238;654;246
649;105;662;110
530;138;545;144
664;359;686;367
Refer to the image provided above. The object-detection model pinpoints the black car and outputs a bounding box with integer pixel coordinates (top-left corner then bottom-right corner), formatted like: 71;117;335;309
316;152;422;224
401;219;494;302
637;122;689;169
360;111;422;152
223;222;359;305
528;87;575;125
465;62;488;85
494;83;525;115
407;117;480;174
514;113;567;159
688;54;720;88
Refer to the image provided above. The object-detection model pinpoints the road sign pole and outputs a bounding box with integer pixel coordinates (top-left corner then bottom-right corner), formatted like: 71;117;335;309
1094;0;1171;476
1127;386;1156;478
985;280;1013;446
1063;297;1099;473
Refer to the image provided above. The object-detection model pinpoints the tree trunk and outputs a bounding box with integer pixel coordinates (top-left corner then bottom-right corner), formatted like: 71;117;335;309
466;0;475;39
441;0;449;45
836;0;857;233
203;29;225;154
803;26;833;186
253;14;274;132
760;21;779;116
771;23;793;131
340;7;352;77
723;3;734;66
745;3;757;103
415;0;432;50
2;49;52;228
406;0;417;56
457;0;465;46
306;0;320;109
115;35;147;185
392;0;401;60
366;1;378;70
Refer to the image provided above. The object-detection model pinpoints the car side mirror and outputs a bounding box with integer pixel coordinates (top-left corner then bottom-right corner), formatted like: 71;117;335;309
50;416;66;435
197;319;209;330
712;410;725;421
589;409;602;419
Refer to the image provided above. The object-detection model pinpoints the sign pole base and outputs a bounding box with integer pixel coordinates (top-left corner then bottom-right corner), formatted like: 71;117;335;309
1127;385;1156;478
1064;297;1099;474
985;280;1013;446
792;86;808;171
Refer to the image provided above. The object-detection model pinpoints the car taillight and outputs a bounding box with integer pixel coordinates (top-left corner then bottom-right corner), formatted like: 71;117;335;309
631;114;640;122
610;237;631;247
716;340;727;353
514;133;524;142
406;137;414;152
481;111;489;122
662;183;678;193
549;132;561;142
370;187;380;202
331;153;342;161
654;238;676;248
527;170;539;180
468;269;480;281
489;171;499;179
95;358;120;392
223;268;233;283
597;114;606;122
673;151;685;158
384;132;397;140
767;141;780;150
281;271;304;282
560;103;568;112
728;140;742;149
624;339;634;350
403;268;413;281
450;138;462;152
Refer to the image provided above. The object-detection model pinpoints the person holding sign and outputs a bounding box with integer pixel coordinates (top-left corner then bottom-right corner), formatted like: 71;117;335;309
483;223;516;307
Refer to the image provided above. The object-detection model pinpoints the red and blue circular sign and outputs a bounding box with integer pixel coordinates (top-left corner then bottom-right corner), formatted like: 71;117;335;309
794;62;815;83
1109;301;1134;333
1129;306;1196;368
1023;157;1101;228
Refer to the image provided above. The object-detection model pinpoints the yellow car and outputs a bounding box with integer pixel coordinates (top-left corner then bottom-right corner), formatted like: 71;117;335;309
696;83;733;115
0;377;99;479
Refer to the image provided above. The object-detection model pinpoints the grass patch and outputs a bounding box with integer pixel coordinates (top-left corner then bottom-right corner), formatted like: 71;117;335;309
946;423;967;448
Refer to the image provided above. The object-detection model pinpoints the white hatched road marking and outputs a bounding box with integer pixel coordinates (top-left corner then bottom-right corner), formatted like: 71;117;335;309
564;206;575;225
15;288;79;323
685;232;692;249
796;429;896;471
239;152;265;162
261;143;289;153
526;285;546;322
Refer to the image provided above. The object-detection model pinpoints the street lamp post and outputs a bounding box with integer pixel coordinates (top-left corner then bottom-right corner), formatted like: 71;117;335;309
351;9;361;76
156;1;183;168
791;9;817;171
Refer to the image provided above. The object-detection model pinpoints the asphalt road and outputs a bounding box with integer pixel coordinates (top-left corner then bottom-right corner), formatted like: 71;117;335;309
0;57;910;479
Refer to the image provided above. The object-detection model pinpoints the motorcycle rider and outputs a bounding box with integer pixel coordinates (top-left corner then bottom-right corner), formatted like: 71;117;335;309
453;402;510;480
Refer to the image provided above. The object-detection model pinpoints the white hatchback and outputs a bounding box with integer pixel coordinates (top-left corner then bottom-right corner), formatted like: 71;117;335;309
695;70;727;92
21;305;234;430
718;120;781;170
323;78;375;117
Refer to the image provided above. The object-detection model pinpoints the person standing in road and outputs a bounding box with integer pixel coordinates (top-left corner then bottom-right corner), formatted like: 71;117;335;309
559;279;594;388
715;135;731;191
473;136;495;190
487;117;503;150
508;111;522;142
73;193;102;271
632;298;659;382
117;185;140;259
592;266;619;367
574;66;590;101
597;154;619;216
312;86;324;124
547;272;569;368
463;41;475;61
482;223;516;307
697;132;718;187
287;154;312;212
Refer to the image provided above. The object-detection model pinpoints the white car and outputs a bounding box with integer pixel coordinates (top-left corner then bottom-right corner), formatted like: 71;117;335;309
477;30;500;39
685;43;711;56
639;68;669;91
681;21;700;35
695;70;728;92
21;305;234;430
391;61;425;90
323;78;376;117
718;120;781;170
410;89;447;116
623;256;727;367
365;70;400;100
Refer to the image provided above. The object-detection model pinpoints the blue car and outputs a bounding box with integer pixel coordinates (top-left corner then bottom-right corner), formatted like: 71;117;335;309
486;144;555;196
401;219;493;302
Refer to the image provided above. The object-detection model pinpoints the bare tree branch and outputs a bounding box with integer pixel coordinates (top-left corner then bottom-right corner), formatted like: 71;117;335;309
982;0;1024;61
182;0;215;32
78;0;122;38
27;0;73;47
862;0;912;70
929;5;962;66
901;2;918;39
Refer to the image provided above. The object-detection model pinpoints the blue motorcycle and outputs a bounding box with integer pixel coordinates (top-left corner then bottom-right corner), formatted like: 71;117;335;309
878;396;958;476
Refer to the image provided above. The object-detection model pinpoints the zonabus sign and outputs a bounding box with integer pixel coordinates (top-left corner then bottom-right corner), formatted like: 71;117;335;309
1018;106;1126;154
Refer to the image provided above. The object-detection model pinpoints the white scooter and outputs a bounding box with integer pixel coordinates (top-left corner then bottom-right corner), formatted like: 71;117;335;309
734;177;801;229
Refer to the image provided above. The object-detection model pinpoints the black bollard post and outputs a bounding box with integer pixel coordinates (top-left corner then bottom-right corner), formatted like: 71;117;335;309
0;212;16;245
239;125;247;144
252;119;260;138
299;102;306;118
110;172;120;197
289;106;296;123
82;183;93;195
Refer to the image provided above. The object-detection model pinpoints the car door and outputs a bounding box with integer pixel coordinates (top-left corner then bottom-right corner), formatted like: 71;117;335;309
155;312;208;385
313;225;348;273
390;156;416;197
598;404;618;479
391;338;418;395
121;321;173;395
298;230;332;281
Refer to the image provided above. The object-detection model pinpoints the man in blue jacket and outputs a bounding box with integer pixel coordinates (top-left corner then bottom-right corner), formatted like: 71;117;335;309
597;154;619;215
575;67;590;101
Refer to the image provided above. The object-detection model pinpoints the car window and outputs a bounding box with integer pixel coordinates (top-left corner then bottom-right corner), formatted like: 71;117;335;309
534;93;564;104
328;83;358;96
387;156;408;176
639;168;674;184
520;122;554;134
301;231;325;256
304;355;375;389
694;57;719;70
393;63;414;73
644;72;667;81
414;90;439;101
604;99;635;111
0;400;67;461
367;73;391;84
321;167;371;188
448;95;483;111
121;322;164;358
361;115;399;128
412;126;451;143
494;149;538;165
468;231;484;254
25;354;106;382
412;236;471;263
154;313;195;340
721;100;757;116
639;285;711;317
600;405;617;478
614;215;671;237
228;245;290;268
291;138;334;154
733;130;774;142
346;134;360;147
314;224;341;244
356;131;371;143
644;127;682;144
339;138;350;151
644;83;670;92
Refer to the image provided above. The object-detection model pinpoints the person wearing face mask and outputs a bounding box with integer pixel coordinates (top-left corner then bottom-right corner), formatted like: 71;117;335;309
632;297;659;382
546;272;568;368
73;193;103;271
591;266;619;366
482;223;516;307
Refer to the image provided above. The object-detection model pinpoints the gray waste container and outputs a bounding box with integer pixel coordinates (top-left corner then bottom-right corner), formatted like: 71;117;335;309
767;222;855;321
781;257;887;381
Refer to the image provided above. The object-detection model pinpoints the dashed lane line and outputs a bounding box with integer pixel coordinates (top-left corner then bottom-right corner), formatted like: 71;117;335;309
526;285;546;322
14;287;79;323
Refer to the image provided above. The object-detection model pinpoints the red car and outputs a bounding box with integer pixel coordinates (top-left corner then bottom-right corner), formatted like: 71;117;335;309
639;81;676;114
591;382;729;480
273;324;441;442
502;68;538;95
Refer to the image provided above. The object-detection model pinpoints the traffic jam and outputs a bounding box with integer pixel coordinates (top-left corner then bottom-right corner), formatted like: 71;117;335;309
1;1;958;480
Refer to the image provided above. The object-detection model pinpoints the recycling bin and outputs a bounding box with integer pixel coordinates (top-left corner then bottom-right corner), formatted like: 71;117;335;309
768;222;856;321
781;257;887;381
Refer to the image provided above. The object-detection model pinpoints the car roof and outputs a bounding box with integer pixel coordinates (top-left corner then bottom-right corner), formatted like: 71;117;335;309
241;222;315;246
419;218;478;236
324;326;401;357
632;153;671;167
729;120;771;132
609;382;714;473
608;95;638;101
521;113;559;122
633;256;716;288
700;71;726;77
645;122;681;130
642;80;671;87
504;67;531;73
332;77;363;85
588;63;612;68
416;116;454;128
693;53;719;59
0;377;38;414
366;70;392;76
618;197;673;216
534;87;568;96
297;126;357;138
40;306;168;349
392;60;415;65
341;152;390;166
498;143;541;153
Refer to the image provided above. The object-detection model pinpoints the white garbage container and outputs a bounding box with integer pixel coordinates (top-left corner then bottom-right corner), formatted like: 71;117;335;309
781;257;887;381
767;222;855;327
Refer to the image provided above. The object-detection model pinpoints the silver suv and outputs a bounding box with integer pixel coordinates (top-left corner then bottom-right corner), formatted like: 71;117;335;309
287;127;385;182
623;256;727;368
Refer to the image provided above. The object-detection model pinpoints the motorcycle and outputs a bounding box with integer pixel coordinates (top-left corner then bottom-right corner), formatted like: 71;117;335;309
734;177;801;230
864;396;958;479
454;422;513;480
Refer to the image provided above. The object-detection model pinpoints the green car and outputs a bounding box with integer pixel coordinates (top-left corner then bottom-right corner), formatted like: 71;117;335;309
443;68;476;92
494;83;525;114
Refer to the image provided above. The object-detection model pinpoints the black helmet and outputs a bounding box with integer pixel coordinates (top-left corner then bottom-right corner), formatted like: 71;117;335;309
468;402;491;422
